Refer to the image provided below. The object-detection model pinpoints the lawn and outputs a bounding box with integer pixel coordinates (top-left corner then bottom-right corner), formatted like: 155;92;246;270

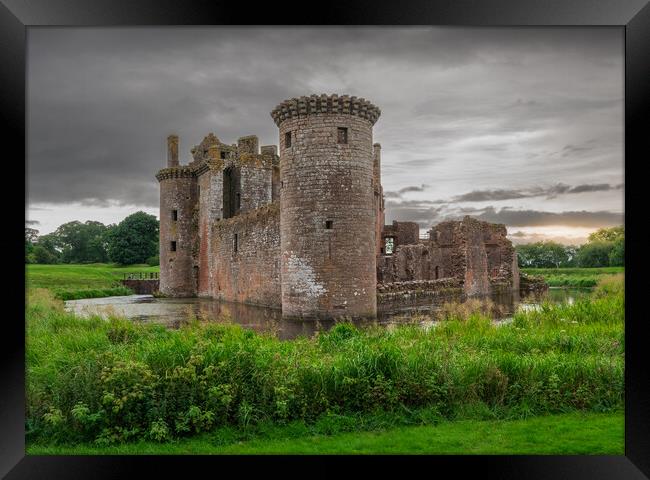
26;263;160;300
28;410;623;455
522;267;624;288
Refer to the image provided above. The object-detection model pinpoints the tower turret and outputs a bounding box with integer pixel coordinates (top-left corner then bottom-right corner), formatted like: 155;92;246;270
157;135;197;296
271;94;381;319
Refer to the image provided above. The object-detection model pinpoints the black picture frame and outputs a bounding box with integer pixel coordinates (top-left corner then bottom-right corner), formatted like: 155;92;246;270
3;0;648;477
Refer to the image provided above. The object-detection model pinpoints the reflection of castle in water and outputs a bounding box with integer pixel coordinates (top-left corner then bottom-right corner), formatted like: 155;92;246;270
65;289;589;341
169;290;525;340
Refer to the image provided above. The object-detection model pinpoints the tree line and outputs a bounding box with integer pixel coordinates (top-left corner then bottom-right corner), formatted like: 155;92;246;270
26;211;159;266
515;226;624;268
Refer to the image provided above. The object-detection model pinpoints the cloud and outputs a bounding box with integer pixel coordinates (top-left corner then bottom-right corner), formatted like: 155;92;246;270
448;183;622;203
470;207;623;228
452;189;529;202
384;184;429;198
26;26;623;239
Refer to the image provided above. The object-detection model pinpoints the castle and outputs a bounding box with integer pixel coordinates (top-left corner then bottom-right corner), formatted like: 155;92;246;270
156;94;519;320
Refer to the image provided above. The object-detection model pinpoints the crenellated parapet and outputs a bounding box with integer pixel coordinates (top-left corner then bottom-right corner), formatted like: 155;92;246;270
155;166;195;182
270;94;381;127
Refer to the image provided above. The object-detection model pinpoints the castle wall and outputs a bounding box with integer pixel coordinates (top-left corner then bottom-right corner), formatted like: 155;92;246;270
197;167;224;296
373;144;384;256
209;203;281;308
239;157;272;213
158;168;197;297
381;220;419;253
377;217;518;297
273;95;380;320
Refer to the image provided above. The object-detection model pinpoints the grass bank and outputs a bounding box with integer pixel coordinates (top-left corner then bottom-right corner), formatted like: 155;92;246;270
26;263;159;300
28;410;623;455
26;275;624;451
522;267;624;288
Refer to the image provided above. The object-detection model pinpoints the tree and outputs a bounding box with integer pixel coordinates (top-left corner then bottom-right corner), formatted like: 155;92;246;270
25;227;39;263
588;226;624;243
32;245;58;264
516;241;570;268
52;220;110;263
609;237;624;266
576;241;614;267
106;212;159;265
563;245;579;267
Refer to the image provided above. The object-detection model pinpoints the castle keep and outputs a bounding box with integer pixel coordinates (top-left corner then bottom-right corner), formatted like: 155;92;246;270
156;94;519;319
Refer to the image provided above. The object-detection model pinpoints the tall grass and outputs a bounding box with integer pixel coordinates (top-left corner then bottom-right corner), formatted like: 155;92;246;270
522;267;624;288
26;275;624;445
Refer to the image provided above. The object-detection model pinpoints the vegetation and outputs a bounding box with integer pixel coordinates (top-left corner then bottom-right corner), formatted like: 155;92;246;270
26;275;624;450
25;212;159;266
105;212;159;265
28;410;623;455
26;263;159;300
516;226;624;268
522;267;623;288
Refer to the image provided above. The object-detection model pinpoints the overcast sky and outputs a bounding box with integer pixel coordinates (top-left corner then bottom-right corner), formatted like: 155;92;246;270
27;27;624;244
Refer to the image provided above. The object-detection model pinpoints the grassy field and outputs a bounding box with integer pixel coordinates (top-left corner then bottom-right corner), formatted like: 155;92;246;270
28;410;623;455
26;263;160;300
26;274;624;454
522;267;624;288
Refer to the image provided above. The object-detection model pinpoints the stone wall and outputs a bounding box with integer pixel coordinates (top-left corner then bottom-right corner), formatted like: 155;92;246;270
378;216;518;297
157;167;197;297
196;166;224;297
381;220;419;253
272;94;381;319
209;202;281;308
377;278;463;305
239;155;272;213
121;279;160;295
373;143;385;256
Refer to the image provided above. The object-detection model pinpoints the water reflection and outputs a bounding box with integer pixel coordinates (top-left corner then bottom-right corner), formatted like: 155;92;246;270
65;287;592;340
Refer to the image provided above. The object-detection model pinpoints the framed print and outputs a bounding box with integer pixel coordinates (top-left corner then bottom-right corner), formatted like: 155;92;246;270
3;0;649;477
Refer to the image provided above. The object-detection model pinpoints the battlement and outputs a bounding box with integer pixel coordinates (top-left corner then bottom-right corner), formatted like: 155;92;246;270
155;166;195;182
270;94;381;127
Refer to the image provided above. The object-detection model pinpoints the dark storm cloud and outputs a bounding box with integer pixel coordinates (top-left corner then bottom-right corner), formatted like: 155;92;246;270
384;184;429;198
384;198;623;229
450;182;623;202
470;207;623;228
28;27;623;239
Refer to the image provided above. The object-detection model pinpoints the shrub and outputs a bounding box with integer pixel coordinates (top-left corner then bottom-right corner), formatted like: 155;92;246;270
26;280;624;445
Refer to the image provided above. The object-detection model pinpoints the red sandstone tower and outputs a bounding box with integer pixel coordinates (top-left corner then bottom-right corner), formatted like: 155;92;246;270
271;94;381;319
156;135;198;297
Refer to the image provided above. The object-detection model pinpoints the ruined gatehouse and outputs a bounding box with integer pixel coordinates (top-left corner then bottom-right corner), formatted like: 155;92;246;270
156;94;519;320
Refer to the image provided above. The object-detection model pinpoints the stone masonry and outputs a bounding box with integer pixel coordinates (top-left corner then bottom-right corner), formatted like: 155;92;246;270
156;93;520;319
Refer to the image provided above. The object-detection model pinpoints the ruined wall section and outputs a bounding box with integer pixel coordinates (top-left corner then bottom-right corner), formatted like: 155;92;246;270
377;217;519;297
157;166;198;297
373;143;385;256
209;203;281;308
272;94;380;319
382;221;419;252
238;153;273;213
195;162;225;296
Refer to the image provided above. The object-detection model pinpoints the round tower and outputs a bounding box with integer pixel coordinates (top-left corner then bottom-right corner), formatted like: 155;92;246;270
271;94;381;319
156;135;198;297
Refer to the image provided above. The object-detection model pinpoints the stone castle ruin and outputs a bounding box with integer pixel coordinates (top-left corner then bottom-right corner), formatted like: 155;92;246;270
156;94;519;320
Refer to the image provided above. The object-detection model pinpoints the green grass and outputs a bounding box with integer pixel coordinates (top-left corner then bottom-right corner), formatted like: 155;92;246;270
522;267;624;288
26;263;159;300
26;274;624;450
27;410;623;455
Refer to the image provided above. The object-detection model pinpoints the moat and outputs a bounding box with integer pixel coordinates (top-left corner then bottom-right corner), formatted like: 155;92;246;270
65;288;590;340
